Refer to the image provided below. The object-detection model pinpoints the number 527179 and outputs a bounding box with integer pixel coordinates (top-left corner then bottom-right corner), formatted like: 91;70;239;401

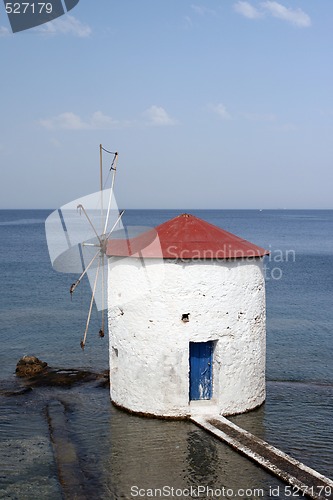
5;3;53;14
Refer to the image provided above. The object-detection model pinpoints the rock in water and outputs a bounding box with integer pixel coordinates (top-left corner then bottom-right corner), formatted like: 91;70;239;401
15;356;109;388
16;356;48;378
15;356;110;389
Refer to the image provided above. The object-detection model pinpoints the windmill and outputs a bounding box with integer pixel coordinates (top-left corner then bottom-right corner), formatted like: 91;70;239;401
45;145;124;349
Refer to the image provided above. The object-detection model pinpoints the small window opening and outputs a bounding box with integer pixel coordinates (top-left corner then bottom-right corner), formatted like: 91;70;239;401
181;313;190;322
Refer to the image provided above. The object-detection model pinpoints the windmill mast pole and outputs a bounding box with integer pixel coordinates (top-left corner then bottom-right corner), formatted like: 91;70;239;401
100;144;103;232
100;144;105;338
100;144;103;191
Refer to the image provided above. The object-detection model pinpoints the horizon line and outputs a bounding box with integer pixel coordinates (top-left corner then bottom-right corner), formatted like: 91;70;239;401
1;207;333;211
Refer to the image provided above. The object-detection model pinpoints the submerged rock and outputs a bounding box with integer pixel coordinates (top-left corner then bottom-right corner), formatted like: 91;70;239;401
15;356;109;388
29;368;99;387
0;383;33;397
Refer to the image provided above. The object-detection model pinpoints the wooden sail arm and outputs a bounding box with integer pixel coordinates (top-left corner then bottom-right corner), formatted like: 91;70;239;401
81;257;101;349
105;209;125;240
70;249;100;296
77;204;102;245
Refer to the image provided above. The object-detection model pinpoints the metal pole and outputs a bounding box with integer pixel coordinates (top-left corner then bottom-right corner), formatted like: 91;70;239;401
100;144;104;237
101;252;105;336
103;152;118;235
81;257;101;349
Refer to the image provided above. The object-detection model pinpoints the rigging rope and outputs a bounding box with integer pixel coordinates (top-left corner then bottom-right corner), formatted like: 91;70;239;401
102;151;118;189
101;146;117;155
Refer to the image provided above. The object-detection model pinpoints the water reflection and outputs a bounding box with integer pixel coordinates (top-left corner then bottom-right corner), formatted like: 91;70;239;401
2;380;329;499
231;382;333;479
106;401;284;499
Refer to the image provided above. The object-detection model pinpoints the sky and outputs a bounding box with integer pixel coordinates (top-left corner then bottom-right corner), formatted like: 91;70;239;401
1;0;333;209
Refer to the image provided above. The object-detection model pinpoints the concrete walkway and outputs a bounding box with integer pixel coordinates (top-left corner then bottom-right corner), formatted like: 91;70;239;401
191;415;333;500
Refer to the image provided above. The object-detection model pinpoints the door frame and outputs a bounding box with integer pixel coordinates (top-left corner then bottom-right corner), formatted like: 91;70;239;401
189;340;214;401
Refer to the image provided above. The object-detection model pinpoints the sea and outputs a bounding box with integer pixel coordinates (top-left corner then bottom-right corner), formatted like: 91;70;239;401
0;209;332;500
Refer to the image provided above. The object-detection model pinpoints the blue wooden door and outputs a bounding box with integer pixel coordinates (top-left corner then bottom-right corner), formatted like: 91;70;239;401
189;341;213;400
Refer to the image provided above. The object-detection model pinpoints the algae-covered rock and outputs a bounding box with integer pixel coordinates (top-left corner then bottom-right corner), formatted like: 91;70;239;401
16;356;48;378
15;356;109;388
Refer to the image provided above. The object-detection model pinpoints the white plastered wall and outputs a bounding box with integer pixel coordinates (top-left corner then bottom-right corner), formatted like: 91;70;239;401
108;257;266;417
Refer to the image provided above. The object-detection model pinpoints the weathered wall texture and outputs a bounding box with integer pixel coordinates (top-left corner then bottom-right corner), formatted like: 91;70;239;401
108;257;266;417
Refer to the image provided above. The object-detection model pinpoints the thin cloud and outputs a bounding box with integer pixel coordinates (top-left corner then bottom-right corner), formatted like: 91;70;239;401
40;112;89;130
143;106;176;126
39;111;120;130
191;4;216;16
50;138;62;148
184;16;193;28
37;15;92;37
184;5;216;30
209;103;231;120
0;26;11;37
91;111;120;129
234;1;311;28
241;112;276;122
261;1;311;27
234;1;262;19
277;122;298;132
40;108;176;130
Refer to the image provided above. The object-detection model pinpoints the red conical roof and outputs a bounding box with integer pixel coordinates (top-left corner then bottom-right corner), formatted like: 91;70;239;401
107;213;269;259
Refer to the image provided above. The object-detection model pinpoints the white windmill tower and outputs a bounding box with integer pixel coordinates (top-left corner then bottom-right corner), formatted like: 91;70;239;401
46;151;269;420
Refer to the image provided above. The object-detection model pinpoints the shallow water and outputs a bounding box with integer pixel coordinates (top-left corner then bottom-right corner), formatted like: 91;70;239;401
1;209;333;499
1;382;288;499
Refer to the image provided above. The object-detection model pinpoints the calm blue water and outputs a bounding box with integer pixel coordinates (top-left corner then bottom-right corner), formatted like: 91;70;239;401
0;209;332;499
